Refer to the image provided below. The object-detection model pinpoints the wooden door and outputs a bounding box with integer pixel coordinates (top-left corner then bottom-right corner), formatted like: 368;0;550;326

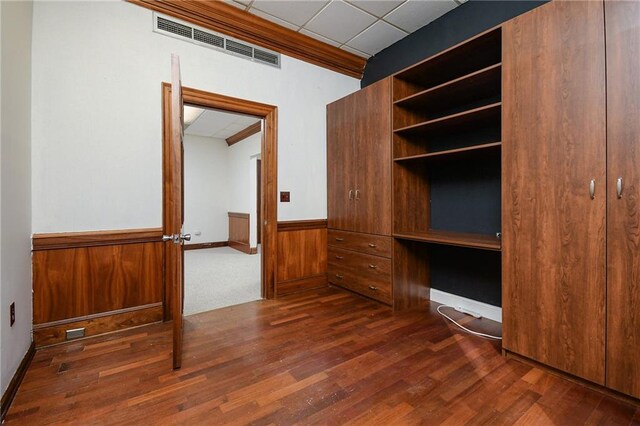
502;1;607;384
168;54;185;369
353;77;392;236
605;0;640;399
327;94;355;231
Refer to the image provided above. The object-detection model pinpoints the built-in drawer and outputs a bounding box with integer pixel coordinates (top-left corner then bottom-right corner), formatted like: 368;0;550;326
328;263;392;305
328;247;391;282
327;229;392;258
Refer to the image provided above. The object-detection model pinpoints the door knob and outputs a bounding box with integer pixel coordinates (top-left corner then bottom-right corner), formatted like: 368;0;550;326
181;233;192;242
162;235;173;242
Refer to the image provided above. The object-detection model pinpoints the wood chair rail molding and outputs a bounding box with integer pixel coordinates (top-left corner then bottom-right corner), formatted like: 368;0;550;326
32;228;164;250
227;121;261;146
277;219;327;232
127;0;366;78
162;83;278;309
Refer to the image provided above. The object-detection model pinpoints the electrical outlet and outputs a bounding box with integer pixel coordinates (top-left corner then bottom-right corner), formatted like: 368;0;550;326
10;302;15;326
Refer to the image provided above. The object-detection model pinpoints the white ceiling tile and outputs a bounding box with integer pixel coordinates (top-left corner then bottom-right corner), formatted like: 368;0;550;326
346;20;406;55
299;28;341;47
250;8;301;31
384;0;457;33
305;0;376;44
251;0;329;27
225;0;248;10
340;45;371;58
347;0;404;18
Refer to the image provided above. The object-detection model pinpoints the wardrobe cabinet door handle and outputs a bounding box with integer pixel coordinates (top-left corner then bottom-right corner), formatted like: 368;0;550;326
589;179;596;200
368;285;378;291
368;243;377;248
335;255;344;260
335;274;344;279
348;189;353;200
355;190;360;200
617;177;623;199
335;237;344;242
368;264;378;269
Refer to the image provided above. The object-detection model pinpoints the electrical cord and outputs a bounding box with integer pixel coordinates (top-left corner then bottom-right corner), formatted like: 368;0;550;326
436;305;502;340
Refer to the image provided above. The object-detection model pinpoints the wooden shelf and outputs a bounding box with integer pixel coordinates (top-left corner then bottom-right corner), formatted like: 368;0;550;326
394;142;501;162
393;230;501;251
394;63;502;110
394;102;501;135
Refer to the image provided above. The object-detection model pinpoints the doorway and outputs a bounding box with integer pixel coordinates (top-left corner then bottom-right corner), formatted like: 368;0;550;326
162;83;278;323
182;106;263;314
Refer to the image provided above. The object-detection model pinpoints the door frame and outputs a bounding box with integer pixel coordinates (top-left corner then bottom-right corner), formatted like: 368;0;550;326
161;83;278;320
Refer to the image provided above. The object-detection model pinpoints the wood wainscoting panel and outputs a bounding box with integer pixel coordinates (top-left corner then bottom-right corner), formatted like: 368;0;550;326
228;212;251;254
32;228;163;250
33;304;163;347
33;232;164;327
276;220;328;296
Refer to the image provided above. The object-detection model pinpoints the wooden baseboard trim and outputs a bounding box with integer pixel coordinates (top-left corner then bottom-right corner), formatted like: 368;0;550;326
184;241;228;251
32;228;164;250
276;274;328;297
229;240;252;254
34;304;163;348
504;350;640;407
1;341;35;422
277;219;327;232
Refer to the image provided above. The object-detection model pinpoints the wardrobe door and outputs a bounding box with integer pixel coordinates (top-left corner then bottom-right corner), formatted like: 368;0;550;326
353;77;392;236
502;0;607;384
605;0;640;399
327;94;355;231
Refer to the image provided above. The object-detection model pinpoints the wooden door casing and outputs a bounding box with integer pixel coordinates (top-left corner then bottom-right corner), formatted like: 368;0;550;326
353;77;392;236
605;0;640;399
502;0;607;384
327;93;355;231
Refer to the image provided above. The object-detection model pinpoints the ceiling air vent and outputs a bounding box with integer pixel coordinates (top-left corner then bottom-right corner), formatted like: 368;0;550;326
153;13;281;69
254;48;280;67
193;29;224;49
157;16;192;39
226;40;254;58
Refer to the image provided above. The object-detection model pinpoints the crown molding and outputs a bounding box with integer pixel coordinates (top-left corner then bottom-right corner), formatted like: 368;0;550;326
127;0;366;78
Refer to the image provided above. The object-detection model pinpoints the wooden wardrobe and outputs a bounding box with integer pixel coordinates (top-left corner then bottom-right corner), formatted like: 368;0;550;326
503;0;640;399
326;77;393;305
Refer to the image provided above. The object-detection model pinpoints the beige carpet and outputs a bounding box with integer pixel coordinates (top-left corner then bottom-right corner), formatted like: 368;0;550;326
184;246;261;316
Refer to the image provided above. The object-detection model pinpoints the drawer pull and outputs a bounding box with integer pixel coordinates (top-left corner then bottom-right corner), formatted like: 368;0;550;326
368;243;377;248
335;237;345;242
335;274;344;279
335;255;344;260
368;285;378;291
368;264;377;269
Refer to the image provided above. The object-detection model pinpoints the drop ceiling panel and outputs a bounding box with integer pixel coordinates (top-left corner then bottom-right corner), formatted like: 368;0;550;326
185;109;261;139
251;0;329;27
348;0;403;18
238;0;462;57
346;20;407;55
305;0;377;44
384;0;458;33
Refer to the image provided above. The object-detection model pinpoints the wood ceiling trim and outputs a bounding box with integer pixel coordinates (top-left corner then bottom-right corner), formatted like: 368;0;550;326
127;0;366;78
226;121;261;146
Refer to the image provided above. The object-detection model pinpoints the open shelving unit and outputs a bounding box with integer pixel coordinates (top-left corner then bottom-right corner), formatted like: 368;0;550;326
392;27;503;309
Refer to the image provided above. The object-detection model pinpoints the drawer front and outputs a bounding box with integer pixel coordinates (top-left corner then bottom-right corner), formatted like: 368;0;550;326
327;229;392;258
328;264;392;305
328;247;391;282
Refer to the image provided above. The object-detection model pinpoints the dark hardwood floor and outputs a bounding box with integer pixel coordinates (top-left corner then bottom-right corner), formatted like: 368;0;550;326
6;287;640;425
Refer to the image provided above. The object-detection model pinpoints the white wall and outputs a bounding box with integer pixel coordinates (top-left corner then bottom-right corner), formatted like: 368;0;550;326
249;154;260;248
228;132;261;215
31;1;360;233
183;134;229;244
1;0;33;396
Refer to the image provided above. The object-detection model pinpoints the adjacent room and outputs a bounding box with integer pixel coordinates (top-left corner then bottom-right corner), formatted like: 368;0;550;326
182;105;263;315
2;0;640;424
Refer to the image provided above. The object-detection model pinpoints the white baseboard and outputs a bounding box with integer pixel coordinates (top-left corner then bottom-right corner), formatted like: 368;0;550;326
430;289;502;323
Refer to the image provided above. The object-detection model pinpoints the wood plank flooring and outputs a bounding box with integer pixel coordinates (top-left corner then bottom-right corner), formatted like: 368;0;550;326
6;287;640;425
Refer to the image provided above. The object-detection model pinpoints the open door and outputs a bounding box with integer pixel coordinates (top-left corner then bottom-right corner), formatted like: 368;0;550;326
167;53;188;369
